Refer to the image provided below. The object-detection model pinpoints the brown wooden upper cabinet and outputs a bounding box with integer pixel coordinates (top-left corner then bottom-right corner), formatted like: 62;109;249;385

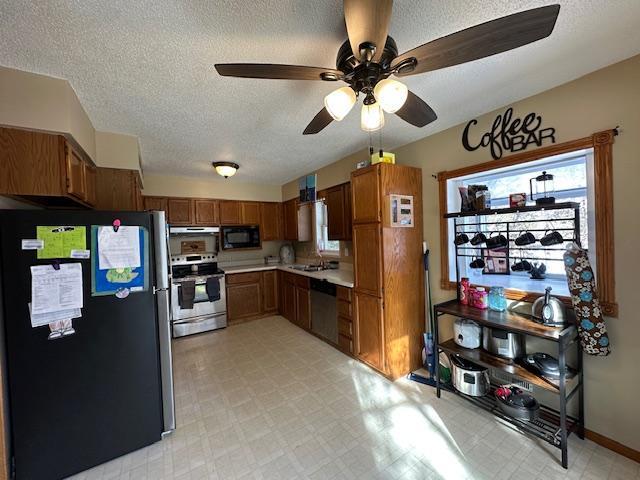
240;201;261;225
260;202;282;241
220;200;261;226
325;182;352;241
193;199;219;225
219;200;241;225
0;126;97;207
84;162;97;207
167;198;194;225
95;168;142;211
351;167;380;224
283;198;298;241
143;196;168;212
65;144;87;201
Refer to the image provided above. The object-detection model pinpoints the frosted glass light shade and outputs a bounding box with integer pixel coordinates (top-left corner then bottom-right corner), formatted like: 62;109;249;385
212;162;239;178
373;78;408;113
324;87;357;121
360;102;385;132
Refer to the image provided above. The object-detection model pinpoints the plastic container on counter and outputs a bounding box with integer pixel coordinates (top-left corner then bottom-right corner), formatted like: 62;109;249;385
488;286;507;312
472;287;488;309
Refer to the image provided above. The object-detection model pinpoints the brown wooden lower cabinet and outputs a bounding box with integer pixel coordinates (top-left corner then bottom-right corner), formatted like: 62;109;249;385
278;272;311;330
226;270;280;323
338;334;353;354
282;274;296;322
295;285;311;329
262;270;278;313
353;291;384;371
227;282;262;321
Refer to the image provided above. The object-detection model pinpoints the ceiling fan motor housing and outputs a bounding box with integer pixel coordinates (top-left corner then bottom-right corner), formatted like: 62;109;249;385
337;36;399;95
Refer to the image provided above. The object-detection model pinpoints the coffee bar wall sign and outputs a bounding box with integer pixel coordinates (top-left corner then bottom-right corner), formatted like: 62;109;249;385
462;107;556;160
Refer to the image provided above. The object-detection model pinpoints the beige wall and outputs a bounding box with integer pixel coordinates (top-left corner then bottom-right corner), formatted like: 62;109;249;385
281;149;364;201
0;66;142;173
0;66;97;159
142;173;282;202
95;131;142;174
282;54;640;451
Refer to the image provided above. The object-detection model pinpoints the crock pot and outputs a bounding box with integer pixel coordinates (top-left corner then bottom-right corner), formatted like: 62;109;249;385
482;327;526;359
450;355;490;397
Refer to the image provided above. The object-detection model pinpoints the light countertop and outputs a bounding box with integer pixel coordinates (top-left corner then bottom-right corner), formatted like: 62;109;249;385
221;263;354;288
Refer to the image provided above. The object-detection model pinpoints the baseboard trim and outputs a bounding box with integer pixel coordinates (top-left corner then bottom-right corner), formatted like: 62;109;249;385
585;429;640;463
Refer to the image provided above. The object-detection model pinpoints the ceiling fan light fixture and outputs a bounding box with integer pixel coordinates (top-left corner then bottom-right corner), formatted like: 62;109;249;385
373;78;408;113
360;101;385;132
212;161;239;178
324;87;356;121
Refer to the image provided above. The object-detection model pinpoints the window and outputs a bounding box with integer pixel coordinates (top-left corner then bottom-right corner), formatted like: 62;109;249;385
446;150;594;297
437;129;618;316
315;201;340;256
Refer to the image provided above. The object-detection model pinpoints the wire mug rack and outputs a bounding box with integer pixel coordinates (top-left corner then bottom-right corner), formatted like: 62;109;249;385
446;202;582;286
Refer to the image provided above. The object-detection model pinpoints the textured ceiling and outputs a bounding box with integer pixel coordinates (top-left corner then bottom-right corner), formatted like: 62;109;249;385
1;1;639;185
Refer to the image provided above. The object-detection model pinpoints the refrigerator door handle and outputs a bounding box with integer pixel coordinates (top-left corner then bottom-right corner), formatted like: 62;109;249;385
156;288;175;434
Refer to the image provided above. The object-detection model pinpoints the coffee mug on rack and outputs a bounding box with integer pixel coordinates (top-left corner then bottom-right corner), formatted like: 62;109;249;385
514;230;536;246
469;257;486;269
470;232;487;246
485;231;508;250
511;259;532;272
454;233;469;246
540;230;564;246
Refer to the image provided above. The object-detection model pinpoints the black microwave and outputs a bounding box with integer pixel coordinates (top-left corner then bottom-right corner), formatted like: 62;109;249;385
221;225;261;250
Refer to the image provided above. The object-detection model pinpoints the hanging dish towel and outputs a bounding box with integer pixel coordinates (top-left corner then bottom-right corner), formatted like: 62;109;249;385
563;243;611;356
178;281;196;310
206;277;221;302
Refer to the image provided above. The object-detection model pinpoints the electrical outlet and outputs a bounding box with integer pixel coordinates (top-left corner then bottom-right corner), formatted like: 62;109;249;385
344;246;350;256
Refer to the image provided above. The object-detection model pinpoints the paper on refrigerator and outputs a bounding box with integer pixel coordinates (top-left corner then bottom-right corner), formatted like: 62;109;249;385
97;226;141;270
28;303;81;328
30;263;84;315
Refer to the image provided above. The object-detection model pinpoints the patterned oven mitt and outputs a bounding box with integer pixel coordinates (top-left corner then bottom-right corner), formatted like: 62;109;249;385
563;243;611;356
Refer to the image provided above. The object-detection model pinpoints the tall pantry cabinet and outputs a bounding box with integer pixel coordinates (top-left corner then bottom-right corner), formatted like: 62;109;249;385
351;163;424;379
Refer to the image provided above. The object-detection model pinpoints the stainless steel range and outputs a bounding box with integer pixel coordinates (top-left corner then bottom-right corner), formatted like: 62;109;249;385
170;252;227;337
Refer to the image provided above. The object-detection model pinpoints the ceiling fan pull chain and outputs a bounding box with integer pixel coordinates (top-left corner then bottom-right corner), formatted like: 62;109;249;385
379;127;383;157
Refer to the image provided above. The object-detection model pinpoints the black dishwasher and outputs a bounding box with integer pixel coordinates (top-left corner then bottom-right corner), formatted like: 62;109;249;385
310;279;338;343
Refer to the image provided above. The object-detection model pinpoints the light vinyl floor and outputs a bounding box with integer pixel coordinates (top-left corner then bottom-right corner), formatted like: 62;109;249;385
70;316;639;480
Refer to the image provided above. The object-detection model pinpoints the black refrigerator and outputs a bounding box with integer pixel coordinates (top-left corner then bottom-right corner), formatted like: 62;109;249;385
0;209;175;480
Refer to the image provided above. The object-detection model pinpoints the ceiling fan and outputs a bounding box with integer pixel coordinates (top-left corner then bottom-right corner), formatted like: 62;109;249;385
215;1;560;135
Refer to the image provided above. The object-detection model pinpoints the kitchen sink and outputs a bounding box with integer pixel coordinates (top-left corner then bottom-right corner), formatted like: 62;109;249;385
289;264;324;272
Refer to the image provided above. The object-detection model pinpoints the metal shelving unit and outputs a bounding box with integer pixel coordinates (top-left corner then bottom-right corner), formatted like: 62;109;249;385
435;203;585;469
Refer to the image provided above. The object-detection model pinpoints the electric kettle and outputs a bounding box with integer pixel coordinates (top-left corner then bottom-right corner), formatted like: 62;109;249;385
532;287;567;326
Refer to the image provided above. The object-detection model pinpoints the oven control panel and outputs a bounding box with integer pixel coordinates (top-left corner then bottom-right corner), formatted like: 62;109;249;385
170;253;217;265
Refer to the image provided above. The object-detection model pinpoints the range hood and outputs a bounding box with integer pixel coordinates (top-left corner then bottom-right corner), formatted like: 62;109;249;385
169;226;219;235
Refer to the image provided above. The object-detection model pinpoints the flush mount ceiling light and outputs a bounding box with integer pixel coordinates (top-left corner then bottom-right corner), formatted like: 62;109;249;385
215;1;561;135
212;161;239;178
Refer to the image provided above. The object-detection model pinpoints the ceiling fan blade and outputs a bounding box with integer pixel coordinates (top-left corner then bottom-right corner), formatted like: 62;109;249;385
303;108;334;135
344;0;393;62
395;91;437;127
215;63;344;81
391;5;560;76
